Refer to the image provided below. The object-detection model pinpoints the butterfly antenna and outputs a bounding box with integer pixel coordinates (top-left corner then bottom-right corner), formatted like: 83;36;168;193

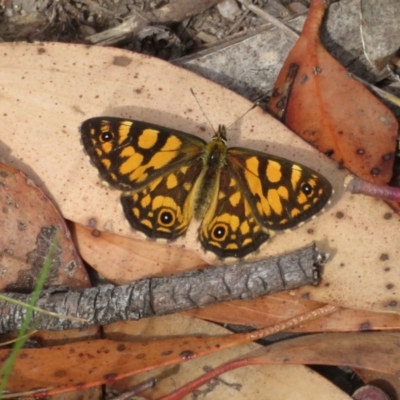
226;94;268;130
190;88;216;134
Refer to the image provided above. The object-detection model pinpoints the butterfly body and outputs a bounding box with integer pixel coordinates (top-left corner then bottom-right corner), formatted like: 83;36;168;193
81;117;332;258
191;126;228;220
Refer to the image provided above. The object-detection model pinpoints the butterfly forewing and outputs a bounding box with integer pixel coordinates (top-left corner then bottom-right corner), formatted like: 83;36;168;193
226;148;332;230
81;117;206;191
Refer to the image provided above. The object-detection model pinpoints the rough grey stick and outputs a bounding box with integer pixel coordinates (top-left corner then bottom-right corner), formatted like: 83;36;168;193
0;244;327;333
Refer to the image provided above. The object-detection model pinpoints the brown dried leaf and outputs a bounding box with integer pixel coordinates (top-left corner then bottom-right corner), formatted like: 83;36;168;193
0;163;89;291
244;332;400;375
185;292;400;333
72;222;204;283
269;0;398;184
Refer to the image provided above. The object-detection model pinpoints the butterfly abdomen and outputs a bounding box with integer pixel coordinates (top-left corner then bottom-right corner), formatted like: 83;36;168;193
193;134;228;220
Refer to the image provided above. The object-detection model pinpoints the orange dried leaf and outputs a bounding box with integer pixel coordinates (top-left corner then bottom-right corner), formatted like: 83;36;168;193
2;306;335;393
269;0;398;184
0;335;243;392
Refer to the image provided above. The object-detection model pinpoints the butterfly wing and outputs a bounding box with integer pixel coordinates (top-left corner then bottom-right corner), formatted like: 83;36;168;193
81;117;206;191
227;148;332;229
121;162;204;239
81;117;206;239
200;147;332;257
199;168;271;258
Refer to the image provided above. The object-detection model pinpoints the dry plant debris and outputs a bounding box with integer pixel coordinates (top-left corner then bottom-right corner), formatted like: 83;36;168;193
1;0;400;399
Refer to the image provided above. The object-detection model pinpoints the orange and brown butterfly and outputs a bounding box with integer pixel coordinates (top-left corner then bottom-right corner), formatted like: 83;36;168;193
80;117;332;258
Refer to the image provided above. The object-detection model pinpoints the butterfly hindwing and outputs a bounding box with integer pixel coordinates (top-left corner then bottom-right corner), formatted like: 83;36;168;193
200;168;271;258
226;147;332;230
121;162;203;240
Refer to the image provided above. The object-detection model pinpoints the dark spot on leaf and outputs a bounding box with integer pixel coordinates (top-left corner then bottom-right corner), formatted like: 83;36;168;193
136;353;146;359
113;56;132;67
300;74;309;83
91;229;101;237
307;228;314;234
382;153;394;161
135;88;142;94
313;66;322;74
276;98;286;110
384;212;392;220
359;322;370;331
337;131;344;135
88;218;97;227
301;292;310;299
324;282;330;287
271;88;280;98
37;47;46;55
380;253;389;261
356;149;365;155
336;211;344;219
18;221;27;230
161;350;173;356
385;301;397;307
180;350;196;360
54;370;66;377
371;168;380;176
117;344;126;352
384;267;391;272
324;149;334;157
340;263;345;267
386;283;394;290
104;373;118;381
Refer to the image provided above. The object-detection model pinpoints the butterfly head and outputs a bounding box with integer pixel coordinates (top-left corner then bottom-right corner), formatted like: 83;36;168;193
213;125;227;144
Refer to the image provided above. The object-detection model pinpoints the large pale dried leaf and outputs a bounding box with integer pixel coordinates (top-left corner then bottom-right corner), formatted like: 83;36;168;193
0;42;399;314
269;0;398;184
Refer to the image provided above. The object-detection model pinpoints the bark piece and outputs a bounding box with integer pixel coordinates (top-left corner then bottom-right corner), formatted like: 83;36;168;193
0;244;324;333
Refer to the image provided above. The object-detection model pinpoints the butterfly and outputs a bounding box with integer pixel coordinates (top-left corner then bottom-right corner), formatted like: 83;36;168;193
81;117;332;258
